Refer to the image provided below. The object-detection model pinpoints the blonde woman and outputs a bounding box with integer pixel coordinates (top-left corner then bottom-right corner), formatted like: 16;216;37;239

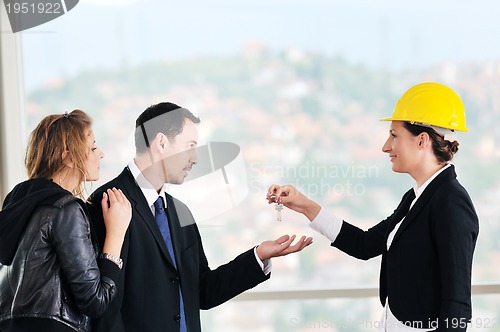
0;110;131;332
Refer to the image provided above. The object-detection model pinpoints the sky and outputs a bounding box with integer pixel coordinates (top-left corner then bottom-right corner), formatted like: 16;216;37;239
12;0;500;91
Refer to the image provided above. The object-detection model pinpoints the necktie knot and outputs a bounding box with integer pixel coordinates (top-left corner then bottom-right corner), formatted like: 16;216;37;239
154;196;164;214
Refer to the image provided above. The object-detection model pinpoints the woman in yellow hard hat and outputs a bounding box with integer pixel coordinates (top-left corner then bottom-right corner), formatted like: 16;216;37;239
267;82;479;331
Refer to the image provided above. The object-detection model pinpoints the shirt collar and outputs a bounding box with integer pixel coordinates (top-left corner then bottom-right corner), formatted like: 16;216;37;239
128;160;168;209
413;163;451;199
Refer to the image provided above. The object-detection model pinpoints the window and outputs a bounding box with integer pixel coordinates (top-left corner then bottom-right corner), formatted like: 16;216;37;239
2;0;499;329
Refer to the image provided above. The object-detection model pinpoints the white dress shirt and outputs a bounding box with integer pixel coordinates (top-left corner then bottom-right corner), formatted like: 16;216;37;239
127;161;271;275
310;164;451;331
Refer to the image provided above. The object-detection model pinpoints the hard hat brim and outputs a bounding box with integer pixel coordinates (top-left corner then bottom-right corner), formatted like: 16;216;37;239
379;117;394;122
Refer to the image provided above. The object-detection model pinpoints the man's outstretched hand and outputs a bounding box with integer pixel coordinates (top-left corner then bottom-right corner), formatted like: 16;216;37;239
256;235;313;261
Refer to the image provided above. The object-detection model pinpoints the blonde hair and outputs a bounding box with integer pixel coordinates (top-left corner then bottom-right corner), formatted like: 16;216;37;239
25;110;93;196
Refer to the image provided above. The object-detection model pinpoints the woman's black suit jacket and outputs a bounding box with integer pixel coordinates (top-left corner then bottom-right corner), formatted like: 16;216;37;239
333;165;478;331
86;167;269;332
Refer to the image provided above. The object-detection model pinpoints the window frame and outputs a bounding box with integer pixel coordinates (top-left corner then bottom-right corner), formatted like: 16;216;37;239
0;4;26;205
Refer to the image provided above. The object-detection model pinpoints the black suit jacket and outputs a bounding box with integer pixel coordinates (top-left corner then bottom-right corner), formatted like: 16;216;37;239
333;165;478;331
87;167;269;332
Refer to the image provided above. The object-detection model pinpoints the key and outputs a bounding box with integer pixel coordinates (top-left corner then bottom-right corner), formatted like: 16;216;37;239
275;202;283;222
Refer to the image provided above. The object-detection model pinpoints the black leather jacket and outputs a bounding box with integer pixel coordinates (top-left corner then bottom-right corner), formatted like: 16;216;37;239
0;194;119;332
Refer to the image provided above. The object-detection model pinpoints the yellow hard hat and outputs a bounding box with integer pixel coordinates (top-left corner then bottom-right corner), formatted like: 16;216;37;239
380;82;468;132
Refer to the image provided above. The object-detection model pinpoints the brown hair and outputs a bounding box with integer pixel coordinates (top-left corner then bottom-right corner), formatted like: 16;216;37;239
25;110;93;196
402;122;459;164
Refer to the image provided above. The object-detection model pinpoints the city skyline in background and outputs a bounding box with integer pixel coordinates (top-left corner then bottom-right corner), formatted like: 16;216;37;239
18;0;500;91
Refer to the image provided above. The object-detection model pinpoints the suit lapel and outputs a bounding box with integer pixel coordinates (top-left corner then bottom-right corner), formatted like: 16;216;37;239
391;165;456;245
387;189;415;236
120;168;177;268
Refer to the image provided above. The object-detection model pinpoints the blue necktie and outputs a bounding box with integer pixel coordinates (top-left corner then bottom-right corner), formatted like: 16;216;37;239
154;196;187;332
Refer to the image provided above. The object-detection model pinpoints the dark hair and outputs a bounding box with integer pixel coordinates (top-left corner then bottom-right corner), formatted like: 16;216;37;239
134;102;201;153
402;122;459;164
25;110;93;196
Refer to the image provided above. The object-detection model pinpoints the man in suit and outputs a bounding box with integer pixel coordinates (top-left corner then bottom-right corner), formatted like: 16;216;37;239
87;102;313;332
